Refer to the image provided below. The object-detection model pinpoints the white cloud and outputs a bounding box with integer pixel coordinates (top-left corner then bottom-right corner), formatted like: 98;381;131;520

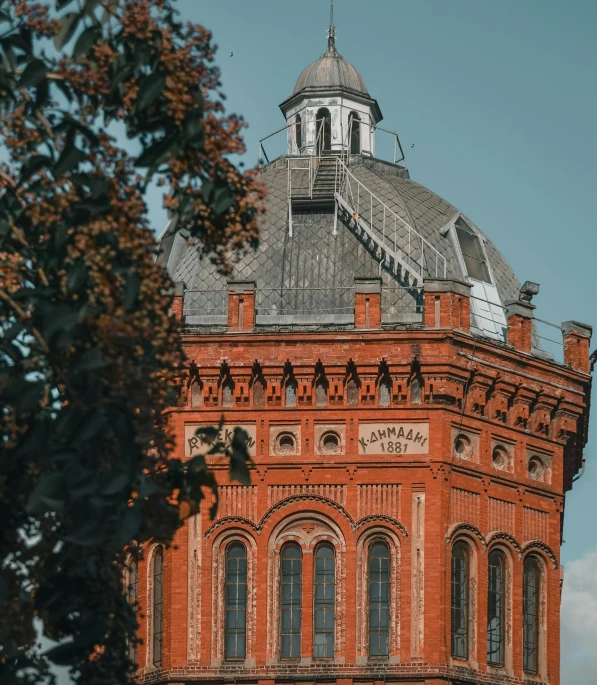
561;548;597;683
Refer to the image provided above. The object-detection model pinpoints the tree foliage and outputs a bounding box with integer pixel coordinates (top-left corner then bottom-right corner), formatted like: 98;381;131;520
0;1;264;683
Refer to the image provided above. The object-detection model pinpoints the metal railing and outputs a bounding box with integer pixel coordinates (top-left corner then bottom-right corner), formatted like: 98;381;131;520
338;158;447;281
182;288;566;363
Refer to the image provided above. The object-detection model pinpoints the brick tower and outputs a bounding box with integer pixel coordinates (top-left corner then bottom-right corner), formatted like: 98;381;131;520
133;14;592;685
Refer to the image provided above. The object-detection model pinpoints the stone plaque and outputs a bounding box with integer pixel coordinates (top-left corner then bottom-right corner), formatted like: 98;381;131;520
185;423;257;457
358;422;429;455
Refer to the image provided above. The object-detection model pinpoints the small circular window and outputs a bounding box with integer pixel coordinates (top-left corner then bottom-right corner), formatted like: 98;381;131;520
528;457;545;481
492;446;508;471
321;431;341;454
276;432;296;454
454;434;472;460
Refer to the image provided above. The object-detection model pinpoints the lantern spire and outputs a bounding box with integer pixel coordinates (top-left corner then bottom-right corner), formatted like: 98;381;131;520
327;0;336;51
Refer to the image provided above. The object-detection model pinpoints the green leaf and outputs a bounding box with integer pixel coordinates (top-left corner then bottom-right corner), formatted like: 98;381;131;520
54;12;79;52
43;641;79;666
135;72;165;112
134;135;178;169
57;0;77;8
99;471;129;496
117;504;142;547
26;472;67;514
17;58;47;89
72;347;107;373
3;378;44;414
212;185;235;215
66;260;88;295
73;25;101;60
195;425;219;444
83;0;103;17
54;141;86;176
229;428;252;485
122;272;140;310
20;154;52;181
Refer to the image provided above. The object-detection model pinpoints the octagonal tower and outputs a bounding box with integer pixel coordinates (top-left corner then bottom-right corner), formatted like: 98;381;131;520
135;14;592;685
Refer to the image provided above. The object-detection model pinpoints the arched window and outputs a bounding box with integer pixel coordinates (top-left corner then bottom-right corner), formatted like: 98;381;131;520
349;111;361;154
523;557;541;674
225;542;247;660
252;379;265;408
152;546;163;668
222;380;233;408
295;114;302;151
316;380;327;407
280;543;302;658
487;551;505;666
313;544;335;658
368;541;390;657
316;107;331;153
451;542;469;660
379;378;391;407
347;379;359;406
127;557;138;664
285;380;297;408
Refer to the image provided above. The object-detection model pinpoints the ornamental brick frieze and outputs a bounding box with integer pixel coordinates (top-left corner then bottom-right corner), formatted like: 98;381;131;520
203;494;409;539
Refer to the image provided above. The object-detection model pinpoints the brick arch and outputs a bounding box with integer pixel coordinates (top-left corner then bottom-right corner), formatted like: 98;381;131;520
522;540;558;570
445;521;486;550
486;531;523;557
260;494;355;534
265;507;348;662
354;515;409;539
355;526;401;660
210;529;258;665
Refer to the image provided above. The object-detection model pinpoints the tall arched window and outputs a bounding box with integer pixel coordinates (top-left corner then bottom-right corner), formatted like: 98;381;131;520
349;111;361;154
523;557;541;674
152;546;163;668
451;542;469;660
316;108;331;152
280;543;302;659
127;557;138;665
368;541;390;657
295;114;302;151
487;551;505;666
313;544;335;658
225;542;247;660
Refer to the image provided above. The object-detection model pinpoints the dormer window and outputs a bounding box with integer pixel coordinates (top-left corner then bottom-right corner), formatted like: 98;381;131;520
455;218;491;283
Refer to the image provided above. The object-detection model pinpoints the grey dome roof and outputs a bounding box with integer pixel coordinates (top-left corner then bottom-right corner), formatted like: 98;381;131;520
293;46;368;95
160;156;520;328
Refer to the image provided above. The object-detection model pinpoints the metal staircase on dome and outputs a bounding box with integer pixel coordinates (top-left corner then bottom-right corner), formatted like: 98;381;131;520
287;146;447;287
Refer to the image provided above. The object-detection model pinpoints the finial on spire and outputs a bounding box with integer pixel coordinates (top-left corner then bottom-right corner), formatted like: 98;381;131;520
327;0;336;51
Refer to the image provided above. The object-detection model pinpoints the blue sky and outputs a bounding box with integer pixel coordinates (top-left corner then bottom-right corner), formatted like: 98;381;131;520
53;1;597;682
167;1;597;680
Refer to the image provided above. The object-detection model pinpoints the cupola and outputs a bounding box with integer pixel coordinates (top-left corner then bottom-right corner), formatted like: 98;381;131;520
279;3;382;156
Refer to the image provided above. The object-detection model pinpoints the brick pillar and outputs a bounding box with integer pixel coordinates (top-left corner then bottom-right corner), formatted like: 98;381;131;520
354;278;381;329
562;320;592;373
423;278;471;332
170;281;185;326
505;300;535;353
227;281;256;331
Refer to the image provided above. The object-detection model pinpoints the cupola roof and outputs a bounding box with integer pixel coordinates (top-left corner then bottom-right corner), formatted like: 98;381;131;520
292;47;368;96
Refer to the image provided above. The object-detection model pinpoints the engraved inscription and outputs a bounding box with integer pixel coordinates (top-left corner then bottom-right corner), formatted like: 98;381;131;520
184;423;257;457
358;422;429;455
